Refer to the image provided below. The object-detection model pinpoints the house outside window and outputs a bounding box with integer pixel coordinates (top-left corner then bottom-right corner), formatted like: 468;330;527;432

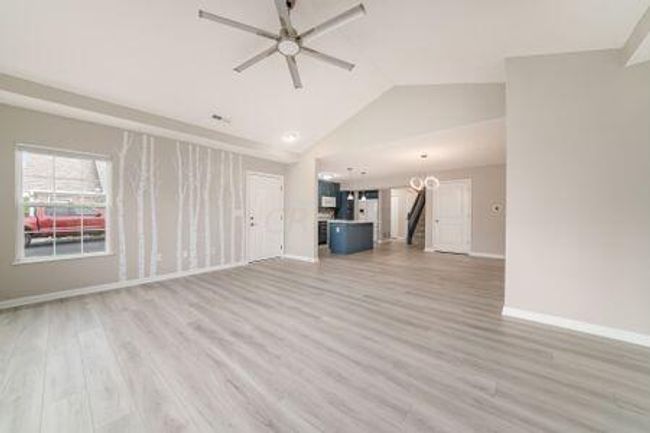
16;145;111;263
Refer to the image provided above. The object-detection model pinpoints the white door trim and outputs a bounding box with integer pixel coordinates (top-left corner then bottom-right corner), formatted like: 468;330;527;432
433;178;472;253
246;171;284;263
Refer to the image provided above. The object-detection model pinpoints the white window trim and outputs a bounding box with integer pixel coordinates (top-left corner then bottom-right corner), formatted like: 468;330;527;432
14;144;113;265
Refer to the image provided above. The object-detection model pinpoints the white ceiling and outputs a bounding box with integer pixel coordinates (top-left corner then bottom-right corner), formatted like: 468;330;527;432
318;118;506;182
1;0;647;155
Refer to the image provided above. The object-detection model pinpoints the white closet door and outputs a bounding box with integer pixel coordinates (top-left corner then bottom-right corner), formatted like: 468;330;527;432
433;179;471;253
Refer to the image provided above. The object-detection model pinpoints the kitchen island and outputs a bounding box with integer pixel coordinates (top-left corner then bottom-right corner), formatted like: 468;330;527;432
328;220;374;255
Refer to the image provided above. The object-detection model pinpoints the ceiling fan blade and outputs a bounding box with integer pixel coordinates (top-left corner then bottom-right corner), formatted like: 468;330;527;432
299;4;366;42
198;10;278;41
301;47;355;71
234;46;278;73
286;56;303;89
273;0;297;36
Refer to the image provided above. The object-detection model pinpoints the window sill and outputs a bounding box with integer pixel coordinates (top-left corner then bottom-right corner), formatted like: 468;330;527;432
13;251;114;266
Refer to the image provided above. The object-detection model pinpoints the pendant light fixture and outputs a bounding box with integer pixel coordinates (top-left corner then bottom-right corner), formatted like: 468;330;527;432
409;153;440;191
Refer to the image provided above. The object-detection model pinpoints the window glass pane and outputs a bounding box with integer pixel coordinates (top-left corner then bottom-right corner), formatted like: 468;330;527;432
24;204;55;259
83;230;106;254
55;155;106;194
52;207;82;256
80;194;107;207
22;152;53;202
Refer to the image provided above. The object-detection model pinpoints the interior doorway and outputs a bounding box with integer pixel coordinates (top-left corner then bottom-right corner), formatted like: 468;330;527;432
390;187;417;239
390;195;400;238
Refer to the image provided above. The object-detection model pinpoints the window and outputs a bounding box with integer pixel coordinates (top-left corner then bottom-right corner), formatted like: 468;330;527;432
16;145;111;262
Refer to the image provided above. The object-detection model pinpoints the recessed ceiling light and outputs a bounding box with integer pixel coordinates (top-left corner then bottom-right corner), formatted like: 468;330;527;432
282;131;300;143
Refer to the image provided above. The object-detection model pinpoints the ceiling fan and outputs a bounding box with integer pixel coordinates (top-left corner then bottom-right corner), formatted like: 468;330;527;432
198;0;366;89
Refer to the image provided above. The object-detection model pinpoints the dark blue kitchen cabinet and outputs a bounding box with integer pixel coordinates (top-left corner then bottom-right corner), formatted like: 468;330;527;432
358;190;379;199
337;191;354;220
329;221;373;254
318;180;340;209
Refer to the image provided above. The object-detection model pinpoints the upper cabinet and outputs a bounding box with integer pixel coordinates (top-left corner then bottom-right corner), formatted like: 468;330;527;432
318;181;340;208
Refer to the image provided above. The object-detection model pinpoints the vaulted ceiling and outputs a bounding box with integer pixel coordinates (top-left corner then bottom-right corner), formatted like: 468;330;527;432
1;0;648;157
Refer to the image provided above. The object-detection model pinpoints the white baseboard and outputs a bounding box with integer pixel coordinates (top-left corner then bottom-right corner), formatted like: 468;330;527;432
502;306;650;348
282;254;319;263
0;262;246;310
470;251;505;260
423;247;436;253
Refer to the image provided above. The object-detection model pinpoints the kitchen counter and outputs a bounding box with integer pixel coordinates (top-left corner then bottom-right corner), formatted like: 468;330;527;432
329;221;374;254
328;220;372;224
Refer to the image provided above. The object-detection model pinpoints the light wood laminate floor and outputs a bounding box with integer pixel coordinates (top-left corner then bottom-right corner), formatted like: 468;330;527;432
1;243;649;433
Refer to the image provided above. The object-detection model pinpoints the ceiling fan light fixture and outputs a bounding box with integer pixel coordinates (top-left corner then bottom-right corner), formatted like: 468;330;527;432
277;38;301;56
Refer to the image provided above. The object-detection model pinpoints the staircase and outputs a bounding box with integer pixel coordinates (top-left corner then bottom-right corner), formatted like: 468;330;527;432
411;209;426;248
407;188;426;247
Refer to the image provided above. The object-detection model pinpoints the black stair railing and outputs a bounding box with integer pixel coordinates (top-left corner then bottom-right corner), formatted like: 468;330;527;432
407;188;426;245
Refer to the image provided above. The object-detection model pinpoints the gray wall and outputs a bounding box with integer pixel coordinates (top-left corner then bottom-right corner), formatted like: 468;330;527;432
505;50;650;334
0;104;285;302
284;156;317;260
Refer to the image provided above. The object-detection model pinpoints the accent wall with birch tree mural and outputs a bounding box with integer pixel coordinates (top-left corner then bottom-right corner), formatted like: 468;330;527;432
114;131;283;282
0;105;286;302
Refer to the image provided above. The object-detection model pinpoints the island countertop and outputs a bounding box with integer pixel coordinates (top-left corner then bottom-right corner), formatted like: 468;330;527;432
328;220;373;225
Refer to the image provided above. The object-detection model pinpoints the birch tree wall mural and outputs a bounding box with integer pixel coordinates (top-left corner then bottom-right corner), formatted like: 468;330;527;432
136;135;148;279
114;131;273;282
238;154;245;262
191;146;203;270
148;137;159;277
187;145;195;270
116;131;132;281
175;142;185;272
219;150;226;265
237;155;246;262
229;152;236;263
203;148;213;267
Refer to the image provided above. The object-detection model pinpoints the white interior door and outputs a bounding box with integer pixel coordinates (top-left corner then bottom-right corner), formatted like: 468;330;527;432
247;173;284;262
433;179;471;253
390;195;400;238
